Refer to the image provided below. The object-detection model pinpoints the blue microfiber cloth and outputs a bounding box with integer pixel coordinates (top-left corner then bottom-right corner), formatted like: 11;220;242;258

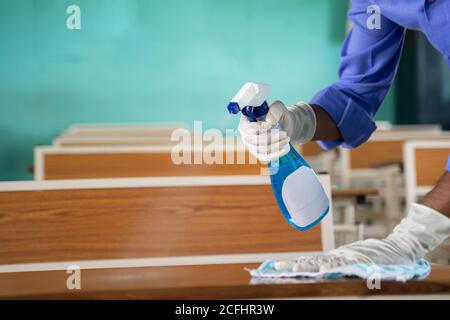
247;259;430;282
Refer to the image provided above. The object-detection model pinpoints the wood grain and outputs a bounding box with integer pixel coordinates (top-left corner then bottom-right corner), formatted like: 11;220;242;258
416;148;450;186
43;151;263;179
350;140;403;169
55;138;179;147
300;142;325;157
332;188;379;198
0;185;322;264
0;263;449;299
65;127;182;138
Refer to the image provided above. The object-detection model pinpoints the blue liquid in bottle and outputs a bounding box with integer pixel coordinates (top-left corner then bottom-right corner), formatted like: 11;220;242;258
268;143;330;231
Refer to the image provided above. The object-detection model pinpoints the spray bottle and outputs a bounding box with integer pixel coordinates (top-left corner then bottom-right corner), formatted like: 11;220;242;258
227;82;329;231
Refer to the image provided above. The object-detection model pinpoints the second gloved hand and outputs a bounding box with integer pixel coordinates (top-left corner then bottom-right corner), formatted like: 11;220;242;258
271;203;450;273
238;101;316;162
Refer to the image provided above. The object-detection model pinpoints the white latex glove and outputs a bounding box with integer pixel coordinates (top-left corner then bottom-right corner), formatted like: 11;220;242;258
273;203;450;273
238;101;316;162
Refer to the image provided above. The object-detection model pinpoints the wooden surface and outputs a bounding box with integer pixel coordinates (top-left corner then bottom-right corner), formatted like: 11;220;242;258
332;188;379;198
350;140;403;169
54;137;180;147
43;151;262;179
416;148;450;186
300;142;326;157
64;124;186;137
1;263;449;299
0;185;322;264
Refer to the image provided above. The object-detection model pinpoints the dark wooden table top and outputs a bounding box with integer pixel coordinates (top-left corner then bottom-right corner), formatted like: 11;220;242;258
332;188;379;198
1;263;449;299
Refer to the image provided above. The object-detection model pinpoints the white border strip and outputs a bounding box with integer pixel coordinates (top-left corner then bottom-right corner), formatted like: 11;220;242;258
54;136;177;146
403;141;417;205
0;251;323;273
37;142;248;155
0;175;271;192
53;139;246;149
318;174;334;252
34;147;45;181
370;130;445;141
53;134;238;147
34;142;248;180
64;122;188;134
402;140;450;149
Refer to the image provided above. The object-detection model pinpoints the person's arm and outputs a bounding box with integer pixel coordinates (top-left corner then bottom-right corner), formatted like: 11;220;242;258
310;104;342;141
310;0;405;146
238;1;404;161
421;172;450;218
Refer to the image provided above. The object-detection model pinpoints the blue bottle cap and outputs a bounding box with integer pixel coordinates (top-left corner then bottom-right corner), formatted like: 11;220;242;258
227;102;241;114
241;101;270;122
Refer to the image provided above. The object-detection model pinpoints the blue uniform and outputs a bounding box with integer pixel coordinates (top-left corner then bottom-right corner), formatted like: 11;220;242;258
310;0;450;149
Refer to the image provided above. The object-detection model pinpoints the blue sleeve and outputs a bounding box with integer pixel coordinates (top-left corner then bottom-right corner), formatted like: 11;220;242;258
446;155;450;172
310;0;405;149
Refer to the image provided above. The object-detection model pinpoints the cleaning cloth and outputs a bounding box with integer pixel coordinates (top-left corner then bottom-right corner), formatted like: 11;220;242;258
247;259;430;282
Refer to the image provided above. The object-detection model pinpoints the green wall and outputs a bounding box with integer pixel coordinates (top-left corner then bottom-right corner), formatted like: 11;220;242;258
0;0;395;180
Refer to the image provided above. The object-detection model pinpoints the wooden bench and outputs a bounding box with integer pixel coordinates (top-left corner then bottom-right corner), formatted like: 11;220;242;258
54;123;188;147
53;136;183;147
341;132;447;177
0;263;448;299
61;122;187;137
338;130;448;229
404;140;450;204
299;142;327;157
0;175;334;267
297;126;443;183
34;144;263;180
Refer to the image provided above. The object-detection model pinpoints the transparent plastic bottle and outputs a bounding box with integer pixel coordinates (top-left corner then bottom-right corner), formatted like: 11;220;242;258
268;141;329;230
228;82;329;231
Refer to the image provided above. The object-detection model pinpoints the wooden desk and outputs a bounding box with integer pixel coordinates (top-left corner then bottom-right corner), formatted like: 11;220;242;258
404;140;450;204
0;180;328;264
333;188;379;199
1;263;449;299
34;146;263;180
62;123;187;138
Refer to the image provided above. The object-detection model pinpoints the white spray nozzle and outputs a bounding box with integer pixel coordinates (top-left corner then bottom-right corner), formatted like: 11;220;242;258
227;82;271;115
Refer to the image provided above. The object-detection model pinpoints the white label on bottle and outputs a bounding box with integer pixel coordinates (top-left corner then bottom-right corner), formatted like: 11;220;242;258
281;167;329;228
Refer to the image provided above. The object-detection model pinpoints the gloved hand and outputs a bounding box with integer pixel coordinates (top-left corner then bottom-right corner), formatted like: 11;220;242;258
238;101;316;162
272;203;450;273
